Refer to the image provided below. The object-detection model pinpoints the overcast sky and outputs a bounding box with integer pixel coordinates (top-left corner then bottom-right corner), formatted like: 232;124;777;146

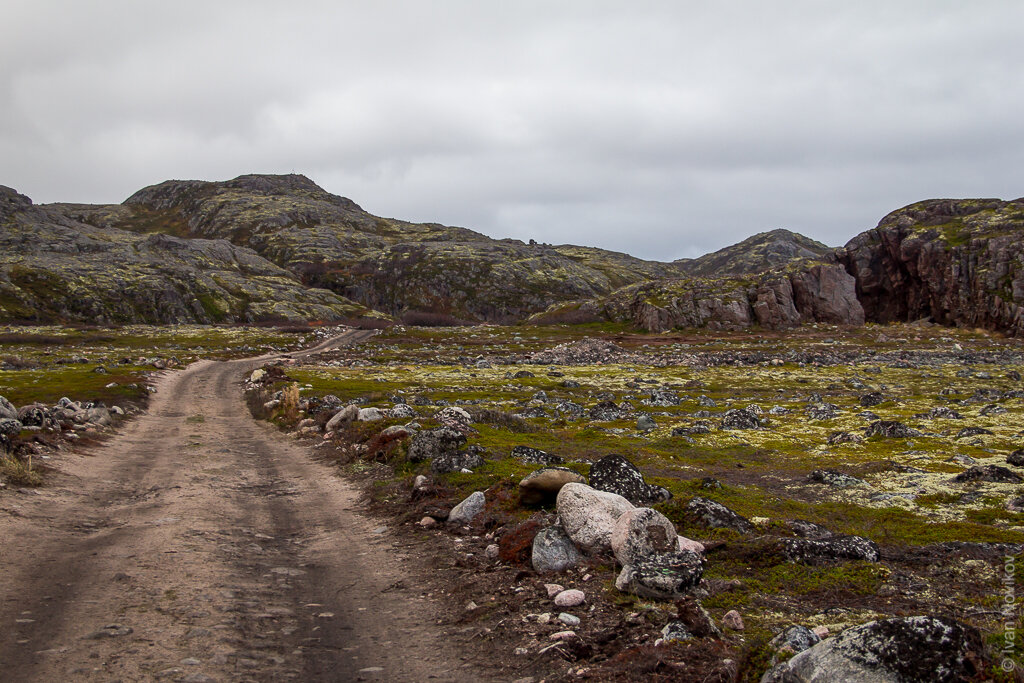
2;1;1022;261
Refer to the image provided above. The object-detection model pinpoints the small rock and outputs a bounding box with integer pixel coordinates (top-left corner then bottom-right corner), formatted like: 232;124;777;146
533;526;582;574
558;613;581;627
661;621;693;643
485;544;499;559
417;516;437;528
723;610;744;631
553;589;586;608
544;584;565;598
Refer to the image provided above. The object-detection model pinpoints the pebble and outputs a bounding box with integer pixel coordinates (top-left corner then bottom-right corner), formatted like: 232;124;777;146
550;630;577;641
417;516;437;528
544;583;565;598
723;610;744;631
813;625;830;638
559;613;581;627
554;589;586;608
485;544;499;559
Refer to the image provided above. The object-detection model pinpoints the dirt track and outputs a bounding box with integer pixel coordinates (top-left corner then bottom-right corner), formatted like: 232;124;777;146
0;331;489;682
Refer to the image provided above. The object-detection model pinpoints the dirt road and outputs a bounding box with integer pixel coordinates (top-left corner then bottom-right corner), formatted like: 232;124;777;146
0;331;489;682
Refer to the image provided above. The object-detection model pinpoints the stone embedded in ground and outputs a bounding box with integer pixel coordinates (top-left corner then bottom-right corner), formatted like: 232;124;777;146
805;403;839;420
767;624;821;665
519;467;586;505
786;519;833;539
859;392;885;407
1007;449;1024;467
532;526;583;573
511;445;563;466
645;389;680;406
429;449;484;475
956;426;993;438
826;431;862;445
447;491;485;525
407;426;466;463
780;535;881;563
610;507;679;568
388;403;416;419
588;400;630;421
808;469;869;488
760;616;985;683
615;550;705;600
556;482;634;553
357;407;384;421
636;414;656;431
952;465;1024;484
675;596;721;637
685;496;754;533
558;613;580;627
588;454;671;506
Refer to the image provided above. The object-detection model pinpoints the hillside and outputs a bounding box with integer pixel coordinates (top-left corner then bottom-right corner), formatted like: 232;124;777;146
57;174;688;322
0;185;374;325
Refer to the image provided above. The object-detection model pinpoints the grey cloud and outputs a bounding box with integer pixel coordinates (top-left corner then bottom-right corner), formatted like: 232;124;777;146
3;1;1023;261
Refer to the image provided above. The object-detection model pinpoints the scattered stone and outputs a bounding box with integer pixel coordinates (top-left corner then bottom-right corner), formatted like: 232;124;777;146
610;507;679;568
826;431;862;445
532;526;582;573
417;517;437;529
556;483;634;553
588;454;671;506
952;465;1024;484
806;403;839;420
357;407;384;421
588;400;630;421
519;467;586;505
485;544;500;559
553;589;586;608
388;403;417;419
697;395;717;407
677;536;706;554
512;445;563;466
980;403;1007;416
249;368;267;383
615;550;705;600
786;520;833;539
447;491;485;525
768;624;821;659
675;596;722;637
723;610;744;631
85;624;133;639
558;613;580;627
761;616;984;683
1007;449;1024;467
645;389;681;406
544;583;564;598
430;448;484;475
685;496;754;533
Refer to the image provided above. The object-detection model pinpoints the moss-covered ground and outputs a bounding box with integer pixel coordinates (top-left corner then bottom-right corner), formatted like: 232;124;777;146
262;320;1024;679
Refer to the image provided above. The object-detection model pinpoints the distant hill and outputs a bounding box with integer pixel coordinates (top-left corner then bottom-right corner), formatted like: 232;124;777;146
0;185;375;325
676;229;832;278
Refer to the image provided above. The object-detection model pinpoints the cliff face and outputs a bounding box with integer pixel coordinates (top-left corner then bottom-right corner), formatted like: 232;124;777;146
0;185;374;325
838;198;1024;333
532;262;864;332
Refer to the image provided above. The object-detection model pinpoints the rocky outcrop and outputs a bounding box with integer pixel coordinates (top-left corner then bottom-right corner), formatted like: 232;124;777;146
538;262;864;332
676;229;832;277
838;197;1024;334
0;185;376;325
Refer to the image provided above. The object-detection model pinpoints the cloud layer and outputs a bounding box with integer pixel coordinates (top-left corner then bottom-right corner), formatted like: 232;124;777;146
3;1;1023;260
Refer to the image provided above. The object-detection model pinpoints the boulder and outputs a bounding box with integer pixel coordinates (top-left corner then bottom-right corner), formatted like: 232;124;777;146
325;404;359;431
1007;449;1024;467
519;467;586;505
388;403;417;419
0;396;16;420
556;482;634;553
434;406;473;431
761;616;984;683
780;535;881;563
511;445;563;466
952;465;1024;484
636;414;657;432
407;427;466;463
615;550;705;600
588;400;630;421
588;454;671;506
808;469;869;488
610;507;679;568
865;421;920;438
532;526;582;573
686;497;754;533
357;407;384;422
430;449;484;475
249;368;267;383
721;408;761;430
448;491;485;525
85;406;112;427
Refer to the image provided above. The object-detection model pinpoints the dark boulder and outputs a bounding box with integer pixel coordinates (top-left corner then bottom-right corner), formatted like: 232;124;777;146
407;427;466;463
865;421;920;438
511;445;563;466
952;465;1024;484
588;454;671;506
779;535;881;563
685;496;754;533
720;408;761;430
615;550;705;600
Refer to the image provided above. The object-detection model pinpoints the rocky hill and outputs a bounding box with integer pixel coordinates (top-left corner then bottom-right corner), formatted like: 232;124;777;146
838;197;1024;333
60;174;686;322
0;185;374;325
675;228;831;277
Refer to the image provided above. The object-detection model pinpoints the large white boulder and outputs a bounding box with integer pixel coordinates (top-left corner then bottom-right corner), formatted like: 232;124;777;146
556;482;634;553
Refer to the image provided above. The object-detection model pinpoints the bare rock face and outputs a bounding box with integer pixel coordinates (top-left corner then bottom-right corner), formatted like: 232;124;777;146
838;197;1024;334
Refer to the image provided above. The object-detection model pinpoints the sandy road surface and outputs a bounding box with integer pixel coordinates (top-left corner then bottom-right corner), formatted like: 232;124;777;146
0;330;489;682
